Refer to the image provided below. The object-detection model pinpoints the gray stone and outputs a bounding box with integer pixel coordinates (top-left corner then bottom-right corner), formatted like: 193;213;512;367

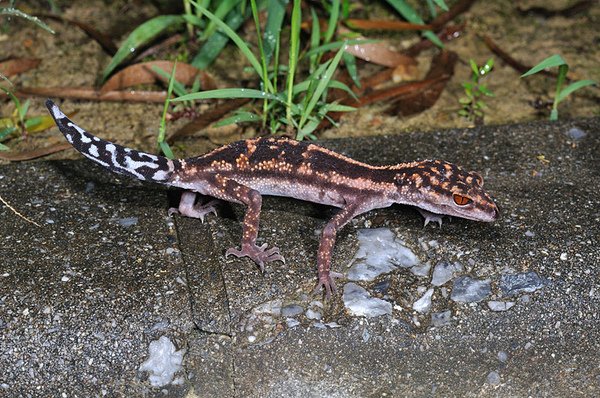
451;276;491;303
500;272;547;296
431;310;452;327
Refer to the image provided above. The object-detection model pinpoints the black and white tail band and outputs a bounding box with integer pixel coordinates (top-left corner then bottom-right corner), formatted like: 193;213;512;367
46;100;179;183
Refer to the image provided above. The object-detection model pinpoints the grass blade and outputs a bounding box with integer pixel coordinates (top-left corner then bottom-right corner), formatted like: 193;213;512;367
214;111;261;127
102;15;184;81
299;44;346;129
189;0;267;87
263;0;288;65
174;88;284;102
191;9;244;69
383;0;443;47
557;79;597;102
286;0;301;122
521;54;566;77
0;8;54;34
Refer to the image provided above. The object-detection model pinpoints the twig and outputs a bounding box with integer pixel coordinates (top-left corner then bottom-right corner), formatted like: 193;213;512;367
0;194;42;227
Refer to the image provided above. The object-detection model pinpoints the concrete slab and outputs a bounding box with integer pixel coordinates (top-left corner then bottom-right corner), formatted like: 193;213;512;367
1;118;599;396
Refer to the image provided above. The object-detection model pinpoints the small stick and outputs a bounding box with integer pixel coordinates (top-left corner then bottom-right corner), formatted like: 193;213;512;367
0;194;42;227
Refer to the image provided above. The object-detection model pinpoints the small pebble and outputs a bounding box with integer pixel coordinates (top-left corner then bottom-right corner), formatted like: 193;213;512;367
487;301;515;312
431;310;452;327
281;304;304;317
487;371;501;385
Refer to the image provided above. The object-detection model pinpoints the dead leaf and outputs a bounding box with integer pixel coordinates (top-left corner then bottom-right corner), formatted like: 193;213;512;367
0;142;72;161
0;58;40;77
384;50;457;116
100;60;216;94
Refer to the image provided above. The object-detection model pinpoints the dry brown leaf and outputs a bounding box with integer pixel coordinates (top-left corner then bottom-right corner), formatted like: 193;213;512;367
100;61;216;94
0;58;41;77
0;142;72;162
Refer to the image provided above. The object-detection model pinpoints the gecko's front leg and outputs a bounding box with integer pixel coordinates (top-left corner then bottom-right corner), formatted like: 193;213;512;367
220;178;284;271
314;202;364;298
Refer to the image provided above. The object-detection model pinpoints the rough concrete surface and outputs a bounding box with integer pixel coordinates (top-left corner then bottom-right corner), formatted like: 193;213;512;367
1;118;599;397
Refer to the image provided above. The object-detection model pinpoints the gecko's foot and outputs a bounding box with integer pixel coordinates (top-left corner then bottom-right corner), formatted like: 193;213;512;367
417;208;444;228
312;271;344;299
225;243;285;272
168;199;219;223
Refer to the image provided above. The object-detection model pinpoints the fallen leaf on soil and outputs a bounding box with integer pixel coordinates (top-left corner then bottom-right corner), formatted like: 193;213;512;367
345;41;417;69
384;50;458;116
100;61;216;94
0;58;40;77
0;142;72;161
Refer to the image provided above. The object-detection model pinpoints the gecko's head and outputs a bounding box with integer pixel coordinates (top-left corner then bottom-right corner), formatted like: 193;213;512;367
394;160;499;222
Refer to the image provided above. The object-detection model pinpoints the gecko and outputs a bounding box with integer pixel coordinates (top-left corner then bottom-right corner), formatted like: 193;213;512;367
46;99;498;297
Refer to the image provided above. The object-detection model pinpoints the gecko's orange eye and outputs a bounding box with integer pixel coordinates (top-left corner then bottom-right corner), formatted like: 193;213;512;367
453;194;472;206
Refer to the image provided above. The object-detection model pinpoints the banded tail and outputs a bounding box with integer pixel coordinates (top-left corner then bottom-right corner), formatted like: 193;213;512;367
46;100;179;183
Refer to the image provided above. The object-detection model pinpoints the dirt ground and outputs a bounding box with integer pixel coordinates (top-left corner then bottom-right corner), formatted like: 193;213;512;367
1;0;598;158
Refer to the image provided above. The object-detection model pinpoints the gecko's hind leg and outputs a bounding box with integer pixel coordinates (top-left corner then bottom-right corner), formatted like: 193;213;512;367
169;191;218;222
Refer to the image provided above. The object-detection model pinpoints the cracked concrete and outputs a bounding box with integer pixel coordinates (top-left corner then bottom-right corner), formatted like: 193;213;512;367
1;118;600;396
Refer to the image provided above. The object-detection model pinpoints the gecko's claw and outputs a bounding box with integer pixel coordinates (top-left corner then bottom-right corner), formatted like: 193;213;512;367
169;199;219;223
312;272;344;299
417;208;443;228
225;243;285;272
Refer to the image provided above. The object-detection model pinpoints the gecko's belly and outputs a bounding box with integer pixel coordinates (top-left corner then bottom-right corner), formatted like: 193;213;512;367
242;177;346;208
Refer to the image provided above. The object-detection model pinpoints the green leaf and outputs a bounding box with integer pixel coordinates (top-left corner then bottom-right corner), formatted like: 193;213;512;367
469;59;479;77
304;39;379;58
479;85;494;97
151;66;188;97
342;52;360;88
383;0;443;47
299;44;346;129
159;141;175;159
0;8;55;34
191;9;244;69
201;0;240;39
521;54;566;78
173;88;292;107
102;15;184;81
0;142;10;151
431;0;449;11
324;103;356;112
214;111;261;127
189;0;269;90
325;0;340;44
550;108;558;121
286;0;301;122
263;0;288;64
0;126;16;140
556;79;597;102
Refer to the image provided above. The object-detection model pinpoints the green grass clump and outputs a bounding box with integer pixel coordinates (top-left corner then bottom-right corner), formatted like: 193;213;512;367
172;0;358;140
458;58;494;124
521;54;597;121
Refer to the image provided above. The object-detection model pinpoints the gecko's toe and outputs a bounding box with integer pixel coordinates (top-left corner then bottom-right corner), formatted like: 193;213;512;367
225;243;284;272
312;273;343;299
